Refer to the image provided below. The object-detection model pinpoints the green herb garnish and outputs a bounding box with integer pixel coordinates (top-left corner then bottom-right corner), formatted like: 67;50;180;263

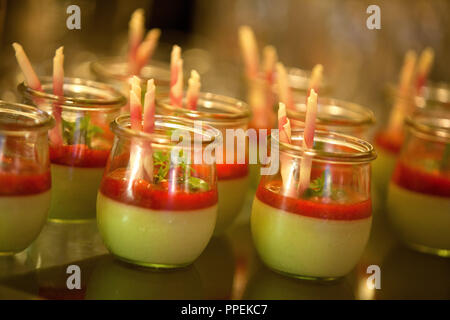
62;115;103;148
304;171;346;201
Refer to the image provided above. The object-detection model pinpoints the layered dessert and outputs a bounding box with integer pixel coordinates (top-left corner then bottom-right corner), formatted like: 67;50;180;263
252;179;372;279
0;164;51;255
97;166;218;268
387;161;450;256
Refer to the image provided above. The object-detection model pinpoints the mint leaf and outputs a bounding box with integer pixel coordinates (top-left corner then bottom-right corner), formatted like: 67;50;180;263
188;176;209;192
62;115;103;148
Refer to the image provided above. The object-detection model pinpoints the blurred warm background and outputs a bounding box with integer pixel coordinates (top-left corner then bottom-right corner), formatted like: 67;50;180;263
0;0;448;126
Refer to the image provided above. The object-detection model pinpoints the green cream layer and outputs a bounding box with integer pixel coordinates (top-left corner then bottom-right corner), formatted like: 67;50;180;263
251;198;372;279
372;147;397;195
0;191;51;254
97;193;217;267
387;182;450;253
216;175;249;235
49;164;104;221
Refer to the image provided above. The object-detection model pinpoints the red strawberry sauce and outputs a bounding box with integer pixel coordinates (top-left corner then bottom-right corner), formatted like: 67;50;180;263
100;168;218;211
256;180;372;220
50;144;109;168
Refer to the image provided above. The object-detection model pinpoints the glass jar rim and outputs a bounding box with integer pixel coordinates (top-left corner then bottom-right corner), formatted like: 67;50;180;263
274;129;377;163
405;110;450;142
18;76;126;111
112;114;221;147
0;100;55;133
286;96;375;128
90;56;171;86
156;92;250;126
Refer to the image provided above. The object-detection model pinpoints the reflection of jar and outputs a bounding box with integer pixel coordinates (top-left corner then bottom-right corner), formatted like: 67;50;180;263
19;77;126;222
252;129;376;280
286;97;375;140
90;57;171;95
0;102;54;255
157;93;251;235
387;110;450;257
86;255;204;300
414;81;450;110
97;115;219;268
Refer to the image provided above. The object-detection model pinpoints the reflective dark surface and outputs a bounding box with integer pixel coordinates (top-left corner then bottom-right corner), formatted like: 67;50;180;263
0;193;449;300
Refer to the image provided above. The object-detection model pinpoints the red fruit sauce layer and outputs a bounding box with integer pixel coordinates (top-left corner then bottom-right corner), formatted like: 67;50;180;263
256;180;372;220
100;168;218;211
0;171;51;196
374;131;403;154
50;144;109;168
216;163;249;180
392;161;450;197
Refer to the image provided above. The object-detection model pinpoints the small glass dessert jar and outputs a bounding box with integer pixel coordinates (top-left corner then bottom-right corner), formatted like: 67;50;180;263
251;129;376;280
18;77;126;222
286;97;375;140
387;110;450;257
156;93;251;235
97;114;220;268
0;101;54;255
90;57;171;95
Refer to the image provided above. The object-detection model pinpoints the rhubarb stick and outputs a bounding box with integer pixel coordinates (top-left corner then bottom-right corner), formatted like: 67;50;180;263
142;79;155;181
298;89;318;195
12;43;41;90
238;26;259;79
262;45;278;84
307;64;323;96
276;62;295;110
170;58;184;108
186;70;201;110
387;50;417;134
130;75;143;131
278;102;297;196
135;28;161;75
143;79;155;133
170;45;181;85
415;47;434;95
51;46;64;145
128;9;145;74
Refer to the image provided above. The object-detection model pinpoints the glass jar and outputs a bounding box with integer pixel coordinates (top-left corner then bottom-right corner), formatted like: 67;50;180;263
156;93;251;235
18;77;126;222
0;101;54;255
387;110;450;257
97;114;220;268
251;129;376;280
90;57;171;95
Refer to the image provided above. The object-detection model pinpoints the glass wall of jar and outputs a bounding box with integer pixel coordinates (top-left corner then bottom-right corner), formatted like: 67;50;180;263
90;57;171;96
18;77;126;222
387;110;450;257
251;129;376;280
97;114;220;268
156;93;251;235
0;101;54;255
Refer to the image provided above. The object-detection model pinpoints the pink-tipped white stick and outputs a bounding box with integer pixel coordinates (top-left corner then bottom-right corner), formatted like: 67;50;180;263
170;58;183;108
51;46;65;145
170;45;181;85
262;45;278;84
134;28;161;75
238;26;260;79
387;50;417;134
129;76;143;131
143;79;155;133
307;64;323;97
298;89;318;195
415;47;434;95
186;70;201;110
128;9;145;74
276;62;295;110
278;102;291;144
278;102;296;196
12;43;41;90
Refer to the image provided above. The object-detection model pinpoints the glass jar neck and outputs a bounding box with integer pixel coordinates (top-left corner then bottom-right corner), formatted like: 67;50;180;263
0;101;54;135
18;77;126;112
406;111;450;143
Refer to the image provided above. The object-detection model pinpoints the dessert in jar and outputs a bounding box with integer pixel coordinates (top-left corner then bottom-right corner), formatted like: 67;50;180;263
387;110;450;257
0;101;54;255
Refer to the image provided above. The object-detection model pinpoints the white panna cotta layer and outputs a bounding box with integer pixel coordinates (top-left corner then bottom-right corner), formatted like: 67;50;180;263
251;198;372;279
97;192;217;267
